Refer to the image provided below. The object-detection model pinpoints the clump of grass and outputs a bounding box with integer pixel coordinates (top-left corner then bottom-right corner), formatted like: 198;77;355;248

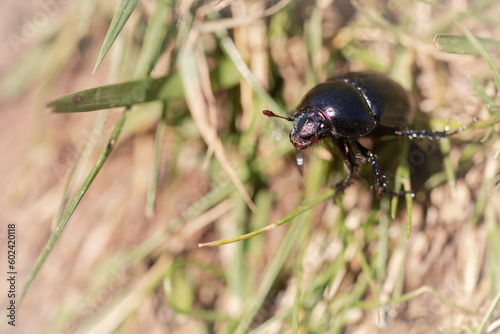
3;0;500;333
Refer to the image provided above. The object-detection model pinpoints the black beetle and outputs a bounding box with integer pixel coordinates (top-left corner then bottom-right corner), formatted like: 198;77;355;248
263;71;475;196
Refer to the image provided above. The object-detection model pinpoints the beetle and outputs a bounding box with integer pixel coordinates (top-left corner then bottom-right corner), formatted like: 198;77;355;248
263;71;475;196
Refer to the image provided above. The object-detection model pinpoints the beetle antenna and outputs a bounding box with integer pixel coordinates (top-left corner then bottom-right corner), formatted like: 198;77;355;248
262;110;294;121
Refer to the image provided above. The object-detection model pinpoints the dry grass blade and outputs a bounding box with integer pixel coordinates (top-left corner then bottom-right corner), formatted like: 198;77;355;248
177;40;256;211
195;0;291;33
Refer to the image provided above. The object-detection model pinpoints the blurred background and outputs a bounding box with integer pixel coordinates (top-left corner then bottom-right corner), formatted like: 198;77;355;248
0;0;499;333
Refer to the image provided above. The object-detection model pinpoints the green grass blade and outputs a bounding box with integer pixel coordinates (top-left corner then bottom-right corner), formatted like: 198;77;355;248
231;213;307;334
18;107;131;305
48;55;243;113
51;110;108;227
79;255;172;333
134;0;171;78
434;33;500;55
487;229;500;287
456;21;500;90
390;139;412;218
475;290;500;334
214;24;285;114
145;103;166;217
292;264;302;334
232;155;325;334
440;138;456;196
469;148;499;226
350;232;380;323
220;193;250;308
470;78;497;141
163;260;228;321
198;188;336;247
47;75;182;113
93;0;139;73
390;139;413;239
377;198;391;281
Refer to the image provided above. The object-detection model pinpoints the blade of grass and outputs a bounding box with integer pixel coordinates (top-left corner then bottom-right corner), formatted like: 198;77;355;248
168;143;292;232
55;198;234;332
19;107;131;305
232;153;326;334
177;39;256;211
288;154;328;333
469;143;499;226
355;285;480;316
145;103;166;217
390;138;413;238
47;75;181;113
77;254;171;334
292;268;304;334
51;109;108;227
349;231;380;324
456;21;500;91
305;2;323;83
163;260;229;322
219;192;250;310
198;188;336;247
213;19;285;114
248;191;274;258
391;227;409;302
470;78;497;142
93;0;139;73
434;33;500;55
428;0;495;38
195;0;291;33
476;290;500;334
330;272;370;332
48;55;244;114
293;252;303;334
51;28;127;226
487;229;500;287
134;0;171;78
230;212;307;334
440;138;457;196
136;0;176;216
377;197;391;282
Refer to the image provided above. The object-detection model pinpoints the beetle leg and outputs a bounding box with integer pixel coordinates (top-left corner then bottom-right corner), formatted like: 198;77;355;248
352;141;387;196
353;141;413;197
334;138;360;191
393;118;477;140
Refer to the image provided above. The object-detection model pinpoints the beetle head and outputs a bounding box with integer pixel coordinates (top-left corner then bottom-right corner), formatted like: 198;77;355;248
289;108;330;150
262;108;331;150
262;108;330;172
